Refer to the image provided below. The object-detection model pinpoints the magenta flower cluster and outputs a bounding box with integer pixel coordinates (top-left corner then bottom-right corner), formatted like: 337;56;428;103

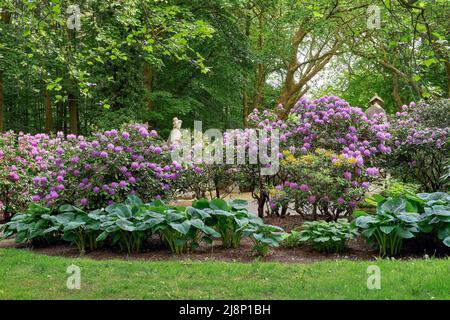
1;124;181;210
286;96;392;158
386;99;449;191
248;96;392;214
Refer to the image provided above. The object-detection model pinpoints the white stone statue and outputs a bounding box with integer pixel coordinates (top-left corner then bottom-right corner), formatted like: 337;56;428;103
167;117;183;147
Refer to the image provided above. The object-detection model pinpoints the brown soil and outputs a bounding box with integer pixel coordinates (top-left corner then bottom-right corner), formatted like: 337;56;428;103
1;228;446;263
0;212;380;263
0;236;379;264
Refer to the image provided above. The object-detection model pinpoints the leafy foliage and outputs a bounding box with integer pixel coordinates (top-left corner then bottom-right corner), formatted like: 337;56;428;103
386;99;450;192
244;223;286;256
382;179;420;198
1;195;286;255
192;198;283;252
355;192;450;256
51;205;101;253
415;193;450;248
0;204;58;246
355;197;421;256
1;124;180;216
289;219;358;253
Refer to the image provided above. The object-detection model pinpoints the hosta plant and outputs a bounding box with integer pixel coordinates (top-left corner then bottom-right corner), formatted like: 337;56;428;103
89;196;159;253
294;219;358;253
150;201;220;254
1;195;287;256
51;205;102;253
0;204;59;246
192;198;260;248
193;198;287;255
89;196;221;254
416;192;450;247
419;204;450;247
243;222;287;256
355;197;421;256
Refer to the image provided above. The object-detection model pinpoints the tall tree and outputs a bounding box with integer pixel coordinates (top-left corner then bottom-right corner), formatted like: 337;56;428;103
0;7;11;132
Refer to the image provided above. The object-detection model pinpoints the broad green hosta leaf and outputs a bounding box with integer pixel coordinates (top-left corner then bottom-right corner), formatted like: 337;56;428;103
380;198;408;214
15;231;27;243
10;214;27;221
437;227;450;241
63;221;85;231
353;210;367;218
116;219;136;232
356;215;377;228
144;217;165;228
396;213;420;223
235;217;250;228
396;226;415;239
106;204;132;218
186;207;211;219
209;198;230;211
228;199;248;210
210;209;234;217
28;204;51;215
125;195;143;206
443;237;450;247
418;192;450;205
362;227;377;238
190;219;220;237
96;231;109;242
428;206;450;217
192;199;210;209
165;210;184;222
53;212;75;225
170;221;191;235
380;225;396;234
365;194;386;206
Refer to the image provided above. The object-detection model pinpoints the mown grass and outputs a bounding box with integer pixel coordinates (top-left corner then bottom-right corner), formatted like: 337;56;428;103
0;248;448;299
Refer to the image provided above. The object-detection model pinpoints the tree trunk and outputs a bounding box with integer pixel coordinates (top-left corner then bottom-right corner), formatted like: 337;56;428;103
392;72;403;109
63;101;67;134
0;10;11;132
380;60;422;97
68;93;78;134
243;86;249;127
252;64;264;108
44;90;53;133
252;14;265;109
0;70;4;132
444;60;450;98
144;62;154;110
242;7;251;128
56;101;63;132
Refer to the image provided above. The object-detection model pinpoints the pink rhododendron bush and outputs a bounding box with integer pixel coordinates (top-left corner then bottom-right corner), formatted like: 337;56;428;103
0;131;36;220
386;99;449;192
1;96;448;222
247;96;392;220
0;124;181;218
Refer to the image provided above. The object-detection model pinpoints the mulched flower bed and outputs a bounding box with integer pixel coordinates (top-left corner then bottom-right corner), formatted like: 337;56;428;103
0;236;377;263
2;213;447;263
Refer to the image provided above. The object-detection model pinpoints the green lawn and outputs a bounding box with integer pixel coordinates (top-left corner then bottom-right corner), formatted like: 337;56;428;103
0;248;449;299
